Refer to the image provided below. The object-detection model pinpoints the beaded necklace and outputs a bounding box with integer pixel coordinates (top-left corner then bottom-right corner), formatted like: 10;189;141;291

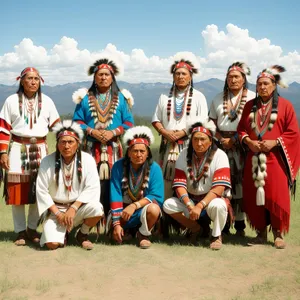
18;94;42;129
129;163;145;199
250;96;277;139
62;158;75;195
167;85;193;121
88;89;119;129
187;145;217;188
223;88;248;122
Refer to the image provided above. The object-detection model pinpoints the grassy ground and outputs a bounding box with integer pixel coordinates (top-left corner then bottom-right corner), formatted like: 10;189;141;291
0;132;299;299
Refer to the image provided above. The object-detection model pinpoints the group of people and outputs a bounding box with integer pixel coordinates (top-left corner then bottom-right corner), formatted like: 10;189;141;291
0;57;298;251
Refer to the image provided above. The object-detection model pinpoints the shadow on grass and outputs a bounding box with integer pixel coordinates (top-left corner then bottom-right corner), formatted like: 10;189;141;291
0;230;43;250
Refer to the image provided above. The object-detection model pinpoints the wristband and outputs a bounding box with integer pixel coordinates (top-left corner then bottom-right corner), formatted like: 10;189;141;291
158;127;164;133
70;204;78;212
179;193;189;203
200;200;207;209
186;201;193;207
111;130;117;137
54;210;61;216
134;201;141;209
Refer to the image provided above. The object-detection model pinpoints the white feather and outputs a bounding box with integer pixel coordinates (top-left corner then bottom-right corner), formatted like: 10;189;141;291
123;126;155;148
278;79;289;88
121;89;134;108
172;51;200;70
72;88;88;104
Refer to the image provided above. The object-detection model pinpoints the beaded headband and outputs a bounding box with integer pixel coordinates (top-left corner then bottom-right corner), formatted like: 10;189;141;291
192;126;212;138
128;138;150;147
57;130;80;141
257;72;275;81
173;62;193;73
16;67;44;83
227;66;246;75
94;64;114;74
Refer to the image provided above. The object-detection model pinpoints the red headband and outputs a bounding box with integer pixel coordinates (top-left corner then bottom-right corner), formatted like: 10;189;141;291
257;72;275;82
16;67;44;83
57;130;79;141
94;64;114;74
192;126;212;137
129;138;149;147
174;62;193;73
227;66;245;75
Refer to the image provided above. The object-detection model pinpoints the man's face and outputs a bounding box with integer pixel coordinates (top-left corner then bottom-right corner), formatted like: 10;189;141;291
128;144;148;167
173;68;191;90
21;71;40;96
257;78;276;100
192;131;212;156
57;136;79;162
227;70;245;93
95;69;113;91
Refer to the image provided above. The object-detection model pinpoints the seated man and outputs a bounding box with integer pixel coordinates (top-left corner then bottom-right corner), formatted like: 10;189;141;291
109;126;164;249
163;119;232;250
36;120;104;250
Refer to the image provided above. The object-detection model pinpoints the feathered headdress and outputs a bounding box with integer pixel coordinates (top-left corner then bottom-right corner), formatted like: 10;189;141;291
227;62;251;76
88;58;119;76
257;65;288;88
170;58;198;74
123;126;154;148
52;120;84;143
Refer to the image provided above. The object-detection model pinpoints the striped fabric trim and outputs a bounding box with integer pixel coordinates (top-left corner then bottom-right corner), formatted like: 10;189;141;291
212;181;231;189
0;127;11;135
212;167;231;188
173;182;187;189
124;121;134;128
173;168;187;189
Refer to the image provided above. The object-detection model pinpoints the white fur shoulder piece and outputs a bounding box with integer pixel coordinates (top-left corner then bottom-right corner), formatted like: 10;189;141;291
72;88;88;104
121;89;134;109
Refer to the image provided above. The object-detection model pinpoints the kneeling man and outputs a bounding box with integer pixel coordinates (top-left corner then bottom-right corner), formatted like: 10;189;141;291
36;120;103;250
109;126;164;249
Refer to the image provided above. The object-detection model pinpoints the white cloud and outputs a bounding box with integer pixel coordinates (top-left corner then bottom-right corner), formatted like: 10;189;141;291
0;24;300;85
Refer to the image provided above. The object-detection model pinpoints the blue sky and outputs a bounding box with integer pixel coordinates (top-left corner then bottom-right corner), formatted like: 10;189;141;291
1;0;298;56
0;0;299;85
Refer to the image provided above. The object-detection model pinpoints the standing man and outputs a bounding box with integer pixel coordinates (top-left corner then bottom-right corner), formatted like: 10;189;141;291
0;67;60;246
36;121;103;250
152;58;208;200
109;126;164;249
238;65;300;249
73;58;134;216
209;62;256;236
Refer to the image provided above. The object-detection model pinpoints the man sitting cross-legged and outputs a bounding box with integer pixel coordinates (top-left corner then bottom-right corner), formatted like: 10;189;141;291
36;120;104;250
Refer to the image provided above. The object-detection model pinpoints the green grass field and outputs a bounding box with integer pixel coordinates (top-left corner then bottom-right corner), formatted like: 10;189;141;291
0;130;299;300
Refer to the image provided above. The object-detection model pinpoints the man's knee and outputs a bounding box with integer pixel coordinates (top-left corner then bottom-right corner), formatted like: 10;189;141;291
209;198;227;212
146;203;161;218
46;242;61;250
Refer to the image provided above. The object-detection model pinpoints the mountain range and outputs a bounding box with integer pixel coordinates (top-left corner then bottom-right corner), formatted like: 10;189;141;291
0;79;299;119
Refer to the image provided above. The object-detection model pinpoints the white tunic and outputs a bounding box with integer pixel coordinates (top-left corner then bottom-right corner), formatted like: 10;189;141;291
209;90;256;131
36;151;101;216
0;93;59;138
174;147;231;196
0;93;59;176
152;89;208;130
